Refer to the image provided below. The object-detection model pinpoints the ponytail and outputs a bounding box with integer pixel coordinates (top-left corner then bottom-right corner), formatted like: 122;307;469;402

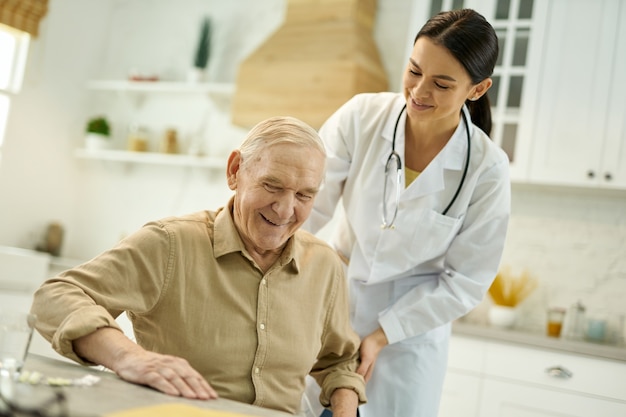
466;94;492;137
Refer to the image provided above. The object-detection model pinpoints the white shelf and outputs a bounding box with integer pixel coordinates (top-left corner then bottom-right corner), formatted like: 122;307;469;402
75;148;226;169
86;80;236;96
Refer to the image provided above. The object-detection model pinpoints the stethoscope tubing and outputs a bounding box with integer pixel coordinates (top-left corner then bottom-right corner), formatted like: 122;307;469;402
386;104;471;222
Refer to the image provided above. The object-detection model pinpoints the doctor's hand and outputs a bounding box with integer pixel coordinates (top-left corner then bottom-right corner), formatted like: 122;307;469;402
356;327;388;382
75;327;218;400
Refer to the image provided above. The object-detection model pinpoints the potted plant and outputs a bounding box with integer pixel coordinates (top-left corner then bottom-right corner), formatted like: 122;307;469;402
188;16;211;82
85;116;111;150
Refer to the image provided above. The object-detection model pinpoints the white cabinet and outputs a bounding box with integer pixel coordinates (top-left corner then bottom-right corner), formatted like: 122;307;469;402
527;0;626;189
600;5;626;189
406;1;626;190
480;379;626;417
439;335;626;417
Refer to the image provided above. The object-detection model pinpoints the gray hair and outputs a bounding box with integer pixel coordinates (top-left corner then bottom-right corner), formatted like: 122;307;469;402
238;116;326;168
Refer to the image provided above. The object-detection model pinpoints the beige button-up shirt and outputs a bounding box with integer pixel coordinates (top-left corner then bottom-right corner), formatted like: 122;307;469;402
32;199;366;414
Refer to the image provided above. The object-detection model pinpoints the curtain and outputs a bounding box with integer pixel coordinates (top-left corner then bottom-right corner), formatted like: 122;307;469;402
0;0;48;37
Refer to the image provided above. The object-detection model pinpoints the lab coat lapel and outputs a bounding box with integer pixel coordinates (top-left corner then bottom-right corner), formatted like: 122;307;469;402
378;101;408;168
402;117;469;201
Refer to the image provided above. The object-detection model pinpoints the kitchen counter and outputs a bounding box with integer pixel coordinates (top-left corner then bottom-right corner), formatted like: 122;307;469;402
12;354;293;417
452;321;626;362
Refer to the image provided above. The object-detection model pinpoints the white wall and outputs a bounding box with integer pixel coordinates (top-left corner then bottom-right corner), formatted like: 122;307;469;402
0;0;413;257
0;0;625;338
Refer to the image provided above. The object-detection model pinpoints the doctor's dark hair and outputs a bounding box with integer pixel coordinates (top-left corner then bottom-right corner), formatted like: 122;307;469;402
415;9;499;135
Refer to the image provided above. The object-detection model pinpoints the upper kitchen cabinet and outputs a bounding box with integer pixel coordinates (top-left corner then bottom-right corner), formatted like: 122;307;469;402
527;0;626;189
602;12;626;188
405;0;550;181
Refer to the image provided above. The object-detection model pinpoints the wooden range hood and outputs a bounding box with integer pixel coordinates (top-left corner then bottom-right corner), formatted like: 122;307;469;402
232;0;388;130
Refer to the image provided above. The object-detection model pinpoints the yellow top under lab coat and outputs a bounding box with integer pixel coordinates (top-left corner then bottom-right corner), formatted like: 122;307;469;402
305;92;511;417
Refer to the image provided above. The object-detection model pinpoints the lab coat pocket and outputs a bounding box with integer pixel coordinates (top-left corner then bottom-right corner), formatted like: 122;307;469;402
369;209;463;283
414;209;464;261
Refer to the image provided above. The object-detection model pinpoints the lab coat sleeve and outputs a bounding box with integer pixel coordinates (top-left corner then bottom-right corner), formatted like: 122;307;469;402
305;96;359;234
30;223;170;364
379;156;511;344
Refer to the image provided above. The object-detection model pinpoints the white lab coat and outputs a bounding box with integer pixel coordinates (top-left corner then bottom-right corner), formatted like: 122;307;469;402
304;92;510;417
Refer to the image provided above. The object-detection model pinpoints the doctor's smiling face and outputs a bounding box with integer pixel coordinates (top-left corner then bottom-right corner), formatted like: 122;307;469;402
226;117;325;268
404;9;498;135
403;37;491;130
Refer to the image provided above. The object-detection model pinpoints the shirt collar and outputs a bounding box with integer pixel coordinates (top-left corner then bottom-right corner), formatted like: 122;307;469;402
213;197;299;274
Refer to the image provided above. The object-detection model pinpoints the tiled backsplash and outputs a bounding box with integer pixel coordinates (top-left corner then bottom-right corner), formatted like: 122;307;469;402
467;183;626;344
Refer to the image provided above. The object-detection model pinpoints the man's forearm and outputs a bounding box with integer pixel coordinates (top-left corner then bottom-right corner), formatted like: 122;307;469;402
330;388;359;417
74;326;138;370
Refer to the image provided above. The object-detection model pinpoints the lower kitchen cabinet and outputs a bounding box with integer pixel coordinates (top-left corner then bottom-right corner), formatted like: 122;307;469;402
480;379;626;417
439;335;626;417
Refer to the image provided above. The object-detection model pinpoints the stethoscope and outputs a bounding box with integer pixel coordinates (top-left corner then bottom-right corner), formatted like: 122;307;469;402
381;104;471;229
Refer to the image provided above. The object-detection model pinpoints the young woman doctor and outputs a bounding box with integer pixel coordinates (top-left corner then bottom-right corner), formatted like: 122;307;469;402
306;9;510;417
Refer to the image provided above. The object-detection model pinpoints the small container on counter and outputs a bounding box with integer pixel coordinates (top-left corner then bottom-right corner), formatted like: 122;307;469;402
488;304;517;329
586;314;608;343
563;300;586;340
546;307;566;338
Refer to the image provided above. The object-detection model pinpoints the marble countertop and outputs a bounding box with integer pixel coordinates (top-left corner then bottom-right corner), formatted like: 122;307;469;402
452;321;626;362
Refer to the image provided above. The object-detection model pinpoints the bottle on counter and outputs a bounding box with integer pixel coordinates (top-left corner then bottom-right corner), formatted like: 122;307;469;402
563;300;586;340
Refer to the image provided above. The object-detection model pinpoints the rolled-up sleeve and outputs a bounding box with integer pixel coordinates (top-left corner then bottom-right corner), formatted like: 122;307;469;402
310;267;367;407
31;222;171;364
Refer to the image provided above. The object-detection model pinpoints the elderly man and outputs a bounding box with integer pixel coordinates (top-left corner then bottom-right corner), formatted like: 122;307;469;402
31;116;366;416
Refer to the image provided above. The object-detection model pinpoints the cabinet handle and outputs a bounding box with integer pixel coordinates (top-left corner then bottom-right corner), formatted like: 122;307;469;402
545;365;573;379
587;170;595;179
604;172;613;181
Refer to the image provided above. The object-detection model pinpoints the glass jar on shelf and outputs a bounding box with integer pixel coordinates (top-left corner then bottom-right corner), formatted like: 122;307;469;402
160;128;179;154
127;124;149;152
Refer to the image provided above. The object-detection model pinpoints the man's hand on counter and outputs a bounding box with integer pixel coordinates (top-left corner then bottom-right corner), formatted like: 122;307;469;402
74;327;218;400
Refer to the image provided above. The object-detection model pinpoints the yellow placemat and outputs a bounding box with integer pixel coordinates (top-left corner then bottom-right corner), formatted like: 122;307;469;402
104;403;257;417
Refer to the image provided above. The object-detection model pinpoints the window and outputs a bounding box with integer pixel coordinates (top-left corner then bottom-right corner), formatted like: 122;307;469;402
0;23;30;148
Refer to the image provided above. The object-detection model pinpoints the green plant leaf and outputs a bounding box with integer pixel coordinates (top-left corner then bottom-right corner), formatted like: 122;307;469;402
194;17;211;69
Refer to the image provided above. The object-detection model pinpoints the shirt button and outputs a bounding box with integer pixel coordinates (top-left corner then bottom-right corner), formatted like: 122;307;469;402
260;323;265;330
261;279;267;285
254;367;260;374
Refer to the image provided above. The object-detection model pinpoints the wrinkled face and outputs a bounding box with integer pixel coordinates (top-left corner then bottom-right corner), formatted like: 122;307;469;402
227;142;325;258
402;37;491;128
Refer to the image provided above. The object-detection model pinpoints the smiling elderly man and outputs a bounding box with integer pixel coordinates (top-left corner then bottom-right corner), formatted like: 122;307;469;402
31;116;366;416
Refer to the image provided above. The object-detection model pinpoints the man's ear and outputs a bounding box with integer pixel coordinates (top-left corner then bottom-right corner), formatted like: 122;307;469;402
226;150;242;190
